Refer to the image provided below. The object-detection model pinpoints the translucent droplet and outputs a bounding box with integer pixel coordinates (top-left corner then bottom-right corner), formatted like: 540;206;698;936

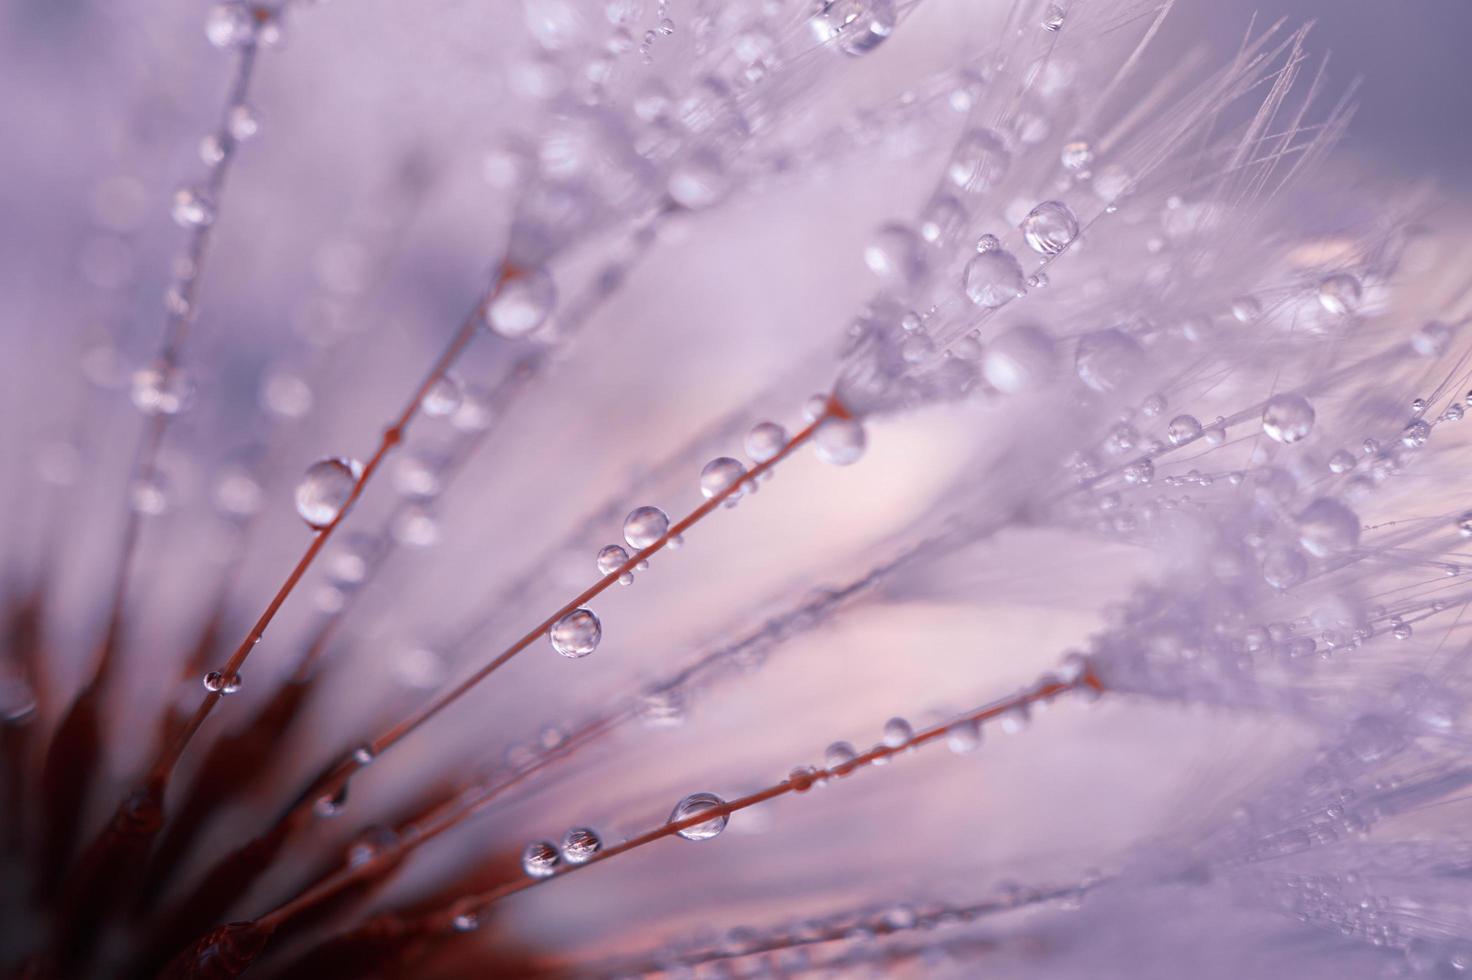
485;267;556;338
1412;321;1453;358
1456;512;1472;538
808;0;896;56
213;466;264;520
1167;415;1201;445
351;744;376;766
596;544;632;584
825;741;858;771
668;792;729;841
975;233;1000;253
205;3;255;47
814;417;866;466
699;457;747;501
1075;329;1143;393
744;421;788;463
260;367;313;419
131;364;193;416
171;188;215;229
1328;450;1357;474
1297;498;1360;557
521;840;561;878
1392;621;1413;641
393;452;444;501
1019;201;1078;255
203;670;241;695
1230;295;1262;323
392;505;440;548
918;194;967;245
226;104;259;141
1317;273;1361;316
962;249;1025;308
668;147;729;210
881;716;912;748
421;375;463;417
862;223;927;289
946;718;982;753
1261;394;1315;444
295;457;363;529
1262;548;1308;591
623;506;670;549
1061;140;1093;172
452;912;479;932
560;827;601;863
1402;419;1431;448
313;783;349;818
549;608;601;658
983;325;1056;394
947;129;1010;191
1041;2;1065;30
199;134;226;167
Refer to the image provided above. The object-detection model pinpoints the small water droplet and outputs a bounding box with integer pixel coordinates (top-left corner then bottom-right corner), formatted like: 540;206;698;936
947;129;1011;191
295;457;364;528
171;187;215;229
1261;394;1314;444
1230;295;1261;323
623;505;670;549
521;840;561;878
668;792;729;840
814;417;866;466
1166;415;1201;445
485;267;556;338
881;716;912;748
596;544;633;584
1019;200;1078;255
226;103;259;141
452;912;480;932
946;718;982;753
699;457;747;501
824;741;858;772
131;364;194;416
1041;2;1065;30
560;827;602;863
203;670;241;695
744;421;788;463
421;375;463;417
549;608;601;658
963;249;1025;308
1061;139;1093;171
205;3;255;48
1317;273;1361;316
808;0;896;56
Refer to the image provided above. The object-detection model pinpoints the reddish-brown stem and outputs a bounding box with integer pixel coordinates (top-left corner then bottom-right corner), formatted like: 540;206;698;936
268;664;1105;936
145;272;514;785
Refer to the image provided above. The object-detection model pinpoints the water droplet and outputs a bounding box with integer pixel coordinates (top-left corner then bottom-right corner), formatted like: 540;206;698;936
946;718;982;753
1262;548;1308;591
131;364;194;416
1166;415;1202;445
596;544;633;584
452;911;479;932
199;134;226;167
1061;140;1093;172
975;233;1001;253
999;703;1030;734
814;417;866;466
1041;2;1065;30
421;375;463;417
1457;512;1472;538
947;129;1010;191
1019;200;1078;255
1230;295;1261;323
1297;498;1360;557
392;505;440;548
560;826;601;863
393;451;444;501
982;325;1056;393
1401;419;1431;448
205;3;255;47
825;741;858;772
351;744;375;766
521;840;561;878
295;457;363;529
918;194;967;245
171;187;215;229
1261;394;1314;444
1074;329;1143;393
1317;273;1361;316
744;421;788;463
549;608;601;658
668;792;729;840
862;223;927;289
1328;450;1357;474
485;267;556;338
203;670;241;695
808;0;896;56
699;457;747;503
668;147;729;210
1412;321;1453;358
260;367;313;419
623;505;670;549
962;249;1025;308
313;783;349;818
226;103;259;141
1392;621;1413;641
881;716;912;748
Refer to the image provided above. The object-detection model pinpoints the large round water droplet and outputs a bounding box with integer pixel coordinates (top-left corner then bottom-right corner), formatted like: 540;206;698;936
699;457;747;500
486;267;556;338
668;792;729;841
295;457;363;529
744;421;788;463
963;249;1025;308
1261;394;1314;444
549;608;601;658
1167;415;1202;445
947;129;1010;191
1074;329;1142;393
521;840;561;878
862;223;927;289
1297;498;1360;557
560;827;601;863
814;417;866;466
983;325;1056;393
1019;201;1078;255
623;506;670;549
